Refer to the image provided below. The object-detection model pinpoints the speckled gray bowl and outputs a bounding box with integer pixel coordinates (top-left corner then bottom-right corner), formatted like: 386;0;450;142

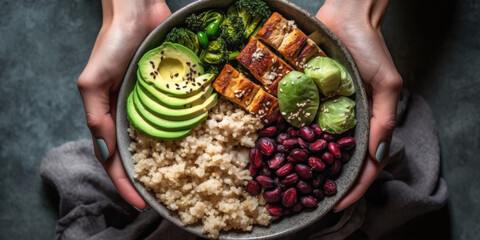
117;0;369;239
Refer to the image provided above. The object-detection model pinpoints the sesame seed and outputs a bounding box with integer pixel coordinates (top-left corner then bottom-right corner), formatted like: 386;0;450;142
192;64;196;67
186;62;191;66
161;50;164;54
291;81;294;85
283;81;286;86
282;112;286;115
175;83;179;86
175;73;179;77
176;87;180;90
280;88;283;93
166;84;169;88
333;99;338;103
201;95;206;99
183;86;187;88
161;56;163;60
297;75;301;79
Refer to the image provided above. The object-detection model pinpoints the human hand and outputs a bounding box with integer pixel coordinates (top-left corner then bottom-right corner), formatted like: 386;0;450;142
77;0;171;209
316;0;403;211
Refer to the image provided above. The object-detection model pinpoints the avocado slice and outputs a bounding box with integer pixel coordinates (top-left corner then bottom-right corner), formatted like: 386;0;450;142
136;70;214;108
132;85;208;131
126;94;192;140
135;84;218;120
138;42;205;97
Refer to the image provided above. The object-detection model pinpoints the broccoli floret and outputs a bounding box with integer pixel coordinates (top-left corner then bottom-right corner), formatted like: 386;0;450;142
185;10;224;32
205;64;223;76
200;38;228;64
165;28;200;55
232;0;271;38
220;15;245;50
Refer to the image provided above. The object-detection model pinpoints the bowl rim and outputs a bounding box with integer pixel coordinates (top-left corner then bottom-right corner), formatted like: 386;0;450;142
116;0;369;239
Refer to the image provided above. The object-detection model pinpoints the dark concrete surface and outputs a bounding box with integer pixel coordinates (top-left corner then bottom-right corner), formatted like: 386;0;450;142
0;0;478;239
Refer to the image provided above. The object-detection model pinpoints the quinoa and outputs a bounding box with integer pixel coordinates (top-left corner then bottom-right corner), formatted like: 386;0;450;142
128;98;272;238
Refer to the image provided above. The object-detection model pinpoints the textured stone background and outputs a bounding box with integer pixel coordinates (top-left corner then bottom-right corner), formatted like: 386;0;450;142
0;0;478;239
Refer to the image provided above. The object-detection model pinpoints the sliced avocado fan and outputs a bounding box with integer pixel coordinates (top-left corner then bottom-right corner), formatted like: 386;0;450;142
136;70;214;108
126;94;192;140
138;42;205;97
135;84;218;121
132;86;208;131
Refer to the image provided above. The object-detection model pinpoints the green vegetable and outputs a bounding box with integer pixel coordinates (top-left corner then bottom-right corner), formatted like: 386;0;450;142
204;64;223;76
164;28;200;55
304;56;341;96
227;0;271;38
197;31;209;48
317;96;356;134
333;60;356;96
278;71;320;128
220;15;245;50
185;10;224;33
206;22;220;38
200;38;228;65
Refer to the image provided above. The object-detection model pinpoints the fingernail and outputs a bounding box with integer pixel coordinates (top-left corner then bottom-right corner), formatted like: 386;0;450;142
375;141;387;164
132;206;144;212
333;206;347;213
96;138;109;162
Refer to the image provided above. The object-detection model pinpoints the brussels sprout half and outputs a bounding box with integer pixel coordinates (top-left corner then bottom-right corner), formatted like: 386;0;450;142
333;60;355;96
305;56;341;96
317;96;356;134
278;71;320;128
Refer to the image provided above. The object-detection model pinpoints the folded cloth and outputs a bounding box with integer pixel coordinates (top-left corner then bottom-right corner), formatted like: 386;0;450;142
40;90;447;240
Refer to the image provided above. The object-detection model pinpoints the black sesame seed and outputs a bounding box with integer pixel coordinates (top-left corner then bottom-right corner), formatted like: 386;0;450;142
166;84;169;88
201;95;206;99
161;56;163;60
183;85;187;88
175;73;179;77
190;88;192;92
176;87;180;90
161;50;164;54
192;64;196;67
203;78;207;82
175;83;179;86
186;62;191;65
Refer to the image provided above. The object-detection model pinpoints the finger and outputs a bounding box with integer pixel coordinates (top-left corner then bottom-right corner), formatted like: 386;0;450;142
334;157;379;211
78;72;116;162
104;149;148;209
369;75;401;165
370;0;390;30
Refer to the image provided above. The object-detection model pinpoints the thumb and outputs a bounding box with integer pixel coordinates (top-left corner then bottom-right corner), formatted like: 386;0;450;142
78;72;117;162
368;76;402;166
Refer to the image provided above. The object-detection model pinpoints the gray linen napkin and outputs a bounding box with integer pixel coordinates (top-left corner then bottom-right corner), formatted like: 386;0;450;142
40;90;447;240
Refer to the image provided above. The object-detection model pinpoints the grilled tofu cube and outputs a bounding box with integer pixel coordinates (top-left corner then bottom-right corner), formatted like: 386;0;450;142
256;12;291;49
256;12;327;70
246;88;279;118
236;37;293;95
213;64;260;108
295;38;327;67
213;64;279;118
278;28;308;65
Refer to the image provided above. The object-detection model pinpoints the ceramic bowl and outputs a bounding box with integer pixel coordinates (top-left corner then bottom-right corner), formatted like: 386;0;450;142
117;0;369;239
